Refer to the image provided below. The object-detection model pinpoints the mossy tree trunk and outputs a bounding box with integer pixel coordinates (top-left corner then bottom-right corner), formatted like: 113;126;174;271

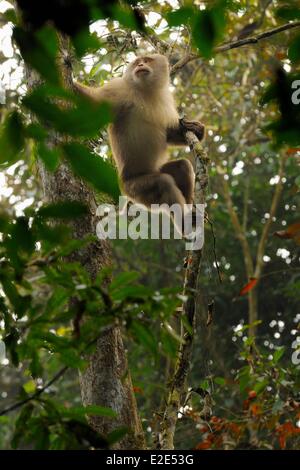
24;34;145;450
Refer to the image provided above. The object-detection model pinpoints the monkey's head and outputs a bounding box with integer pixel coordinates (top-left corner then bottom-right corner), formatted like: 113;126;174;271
124;54;169;90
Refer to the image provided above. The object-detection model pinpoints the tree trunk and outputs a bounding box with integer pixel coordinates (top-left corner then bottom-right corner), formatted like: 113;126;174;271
25;34;145;449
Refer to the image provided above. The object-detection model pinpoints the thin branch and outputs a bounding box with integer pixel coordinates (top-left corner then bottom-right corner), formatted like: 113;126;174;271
254;153;286;279
242;175;250;233
157;133;209;450
0;366;68;416
171;21;300;73
259;267;300;280
205;214;222;284
220;176;254;277
0;326;115;417
216;21;300;53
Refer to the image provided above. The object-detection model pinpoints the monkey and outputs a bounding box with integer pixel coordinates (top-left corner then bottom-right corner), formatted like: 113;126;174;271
73;54;205;233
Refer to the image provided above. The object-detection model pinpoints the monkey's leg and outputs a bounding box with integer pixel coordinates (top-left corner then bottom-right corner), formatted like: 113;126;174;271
123;173;186;208
123;173;194;236
160;159;195;204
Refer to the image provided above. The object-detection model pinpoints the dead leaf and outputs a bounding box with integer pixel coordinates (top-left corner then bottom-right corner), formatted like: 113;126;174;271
238;278;258;296
286;148;300;155
273;222;300;245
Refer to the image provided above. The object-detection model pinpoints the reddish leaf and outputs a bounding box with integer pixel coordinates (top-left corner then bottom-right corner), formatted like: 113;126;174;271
275;51;286;60
286;148;300;155
196;439;212;450
248;390;257;400
274;222;300;245
279;434;286;449
243;399;250;410
238;278;258;296
250;404;262;416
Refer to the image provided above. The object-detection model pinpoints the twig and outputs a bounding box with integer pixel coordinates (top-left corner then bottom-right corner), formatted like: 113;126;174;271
157;133;209;450
0;366;68;416
0;325;115;417
216;21;300;53
254;152;286;279
205;214;222;284
171;21;300;73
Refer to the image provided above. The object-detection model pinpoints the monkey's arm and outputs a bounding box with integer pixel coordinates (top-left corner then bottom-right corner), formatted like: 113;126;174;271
74;81;111;100
73;80;122;113
167;118;205;145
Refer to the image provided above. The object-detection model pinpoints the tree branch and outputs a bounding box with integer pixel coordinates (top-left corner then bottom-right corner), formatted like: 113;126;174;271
157;133;209;450
171;21;300;73
216;21;300;53
254;153;286;279
220;176;254;277
0;366;68;416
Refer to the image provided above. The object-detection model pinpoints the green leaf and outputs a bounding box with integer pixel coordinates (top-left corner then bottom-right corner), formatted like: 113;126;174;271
23;379;37;394
37;142;60;171
0;212;9;233
272;398;285;413
25;123;48;141
72;29;101;57
192;10;215;58
0;111;25;167
192;5;226;59
214;376;226;386
11;404;34;449
111;285;151;302
13;26;60;85
59;348;86;369
10;216;35;254
199;379;210;391
109;271;140;292
276;6;300;20
288;34;300;64
38;201;88;219
160;329;178;357
3;8;17;24
63;405;117;419
166;6;194;27
273;346;285;363
253;378;268;395
23;85;112;138
62;142;120;200
130;321;158;356
3;328;19;366
261;69;300;146
295;175;300;187
238;366;251;393
29;352;44;378
34;426;50;450
107;427;128;445
111;4;138;30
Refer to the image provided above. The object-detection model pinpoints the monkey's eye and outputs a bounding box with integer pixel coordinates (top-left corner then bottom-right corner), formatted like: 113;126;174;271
143;57;154;63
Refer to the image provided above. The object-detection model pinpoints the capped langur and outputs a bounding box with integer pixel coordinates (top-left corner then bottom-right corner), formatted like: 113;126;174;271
74;54;205;230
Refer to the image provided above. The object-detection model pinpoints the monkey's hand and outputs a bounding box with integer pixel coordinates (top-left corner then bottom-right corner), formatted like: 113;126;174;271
180;118;205;141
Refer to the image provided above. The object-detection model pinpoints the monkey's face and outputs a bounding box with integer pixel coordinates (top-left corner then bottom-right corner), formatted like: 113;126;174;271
125;54;169;90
